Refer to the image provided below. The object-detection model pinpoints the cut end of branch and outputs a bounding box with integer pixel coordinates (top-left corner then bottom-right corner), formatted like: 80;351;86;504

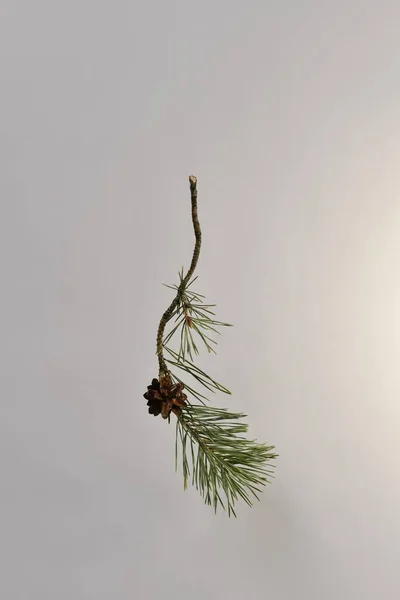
189;175;197;188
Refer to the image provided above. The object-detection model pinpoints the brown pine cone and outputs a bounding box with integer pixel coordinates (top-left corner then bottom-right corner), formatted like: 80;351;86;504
143;375;188;419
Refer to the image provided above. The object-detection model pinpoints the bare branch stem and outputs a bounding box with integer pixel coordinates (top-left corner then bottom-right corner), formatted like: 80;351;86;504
156;176;202;376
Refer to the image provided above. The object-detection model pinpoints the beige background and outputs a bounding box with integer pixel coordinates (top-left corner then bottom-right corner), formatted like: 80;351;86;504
1;1;400;598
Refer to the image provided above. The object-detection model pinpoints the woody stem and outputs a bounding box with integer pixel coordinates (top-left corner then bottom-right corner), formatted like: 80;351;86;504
156;175;202;376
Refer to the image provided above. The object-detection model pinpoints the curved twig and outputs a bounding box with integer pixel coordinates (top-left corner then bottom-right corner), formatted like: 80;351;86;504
156;176;202;376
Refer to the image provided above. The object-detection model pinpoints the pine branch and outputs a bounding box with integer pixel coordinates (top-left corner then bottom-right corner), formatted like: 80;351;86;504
143;175;277;516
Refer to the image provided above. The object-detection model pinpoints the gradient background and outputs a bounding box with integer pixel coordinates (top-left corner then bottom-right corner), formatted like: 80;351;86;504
2;1;400;598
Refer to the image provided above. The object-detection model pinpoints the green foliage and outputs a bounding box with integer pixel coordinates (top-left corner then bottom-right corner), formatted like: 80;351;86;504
162;275;277;516
163;270;232;363
176;405;277;517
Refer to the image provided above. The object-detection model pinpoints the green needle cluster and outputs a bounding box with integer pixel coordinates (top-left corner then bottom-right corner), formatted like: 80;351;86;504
176;405;276;518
